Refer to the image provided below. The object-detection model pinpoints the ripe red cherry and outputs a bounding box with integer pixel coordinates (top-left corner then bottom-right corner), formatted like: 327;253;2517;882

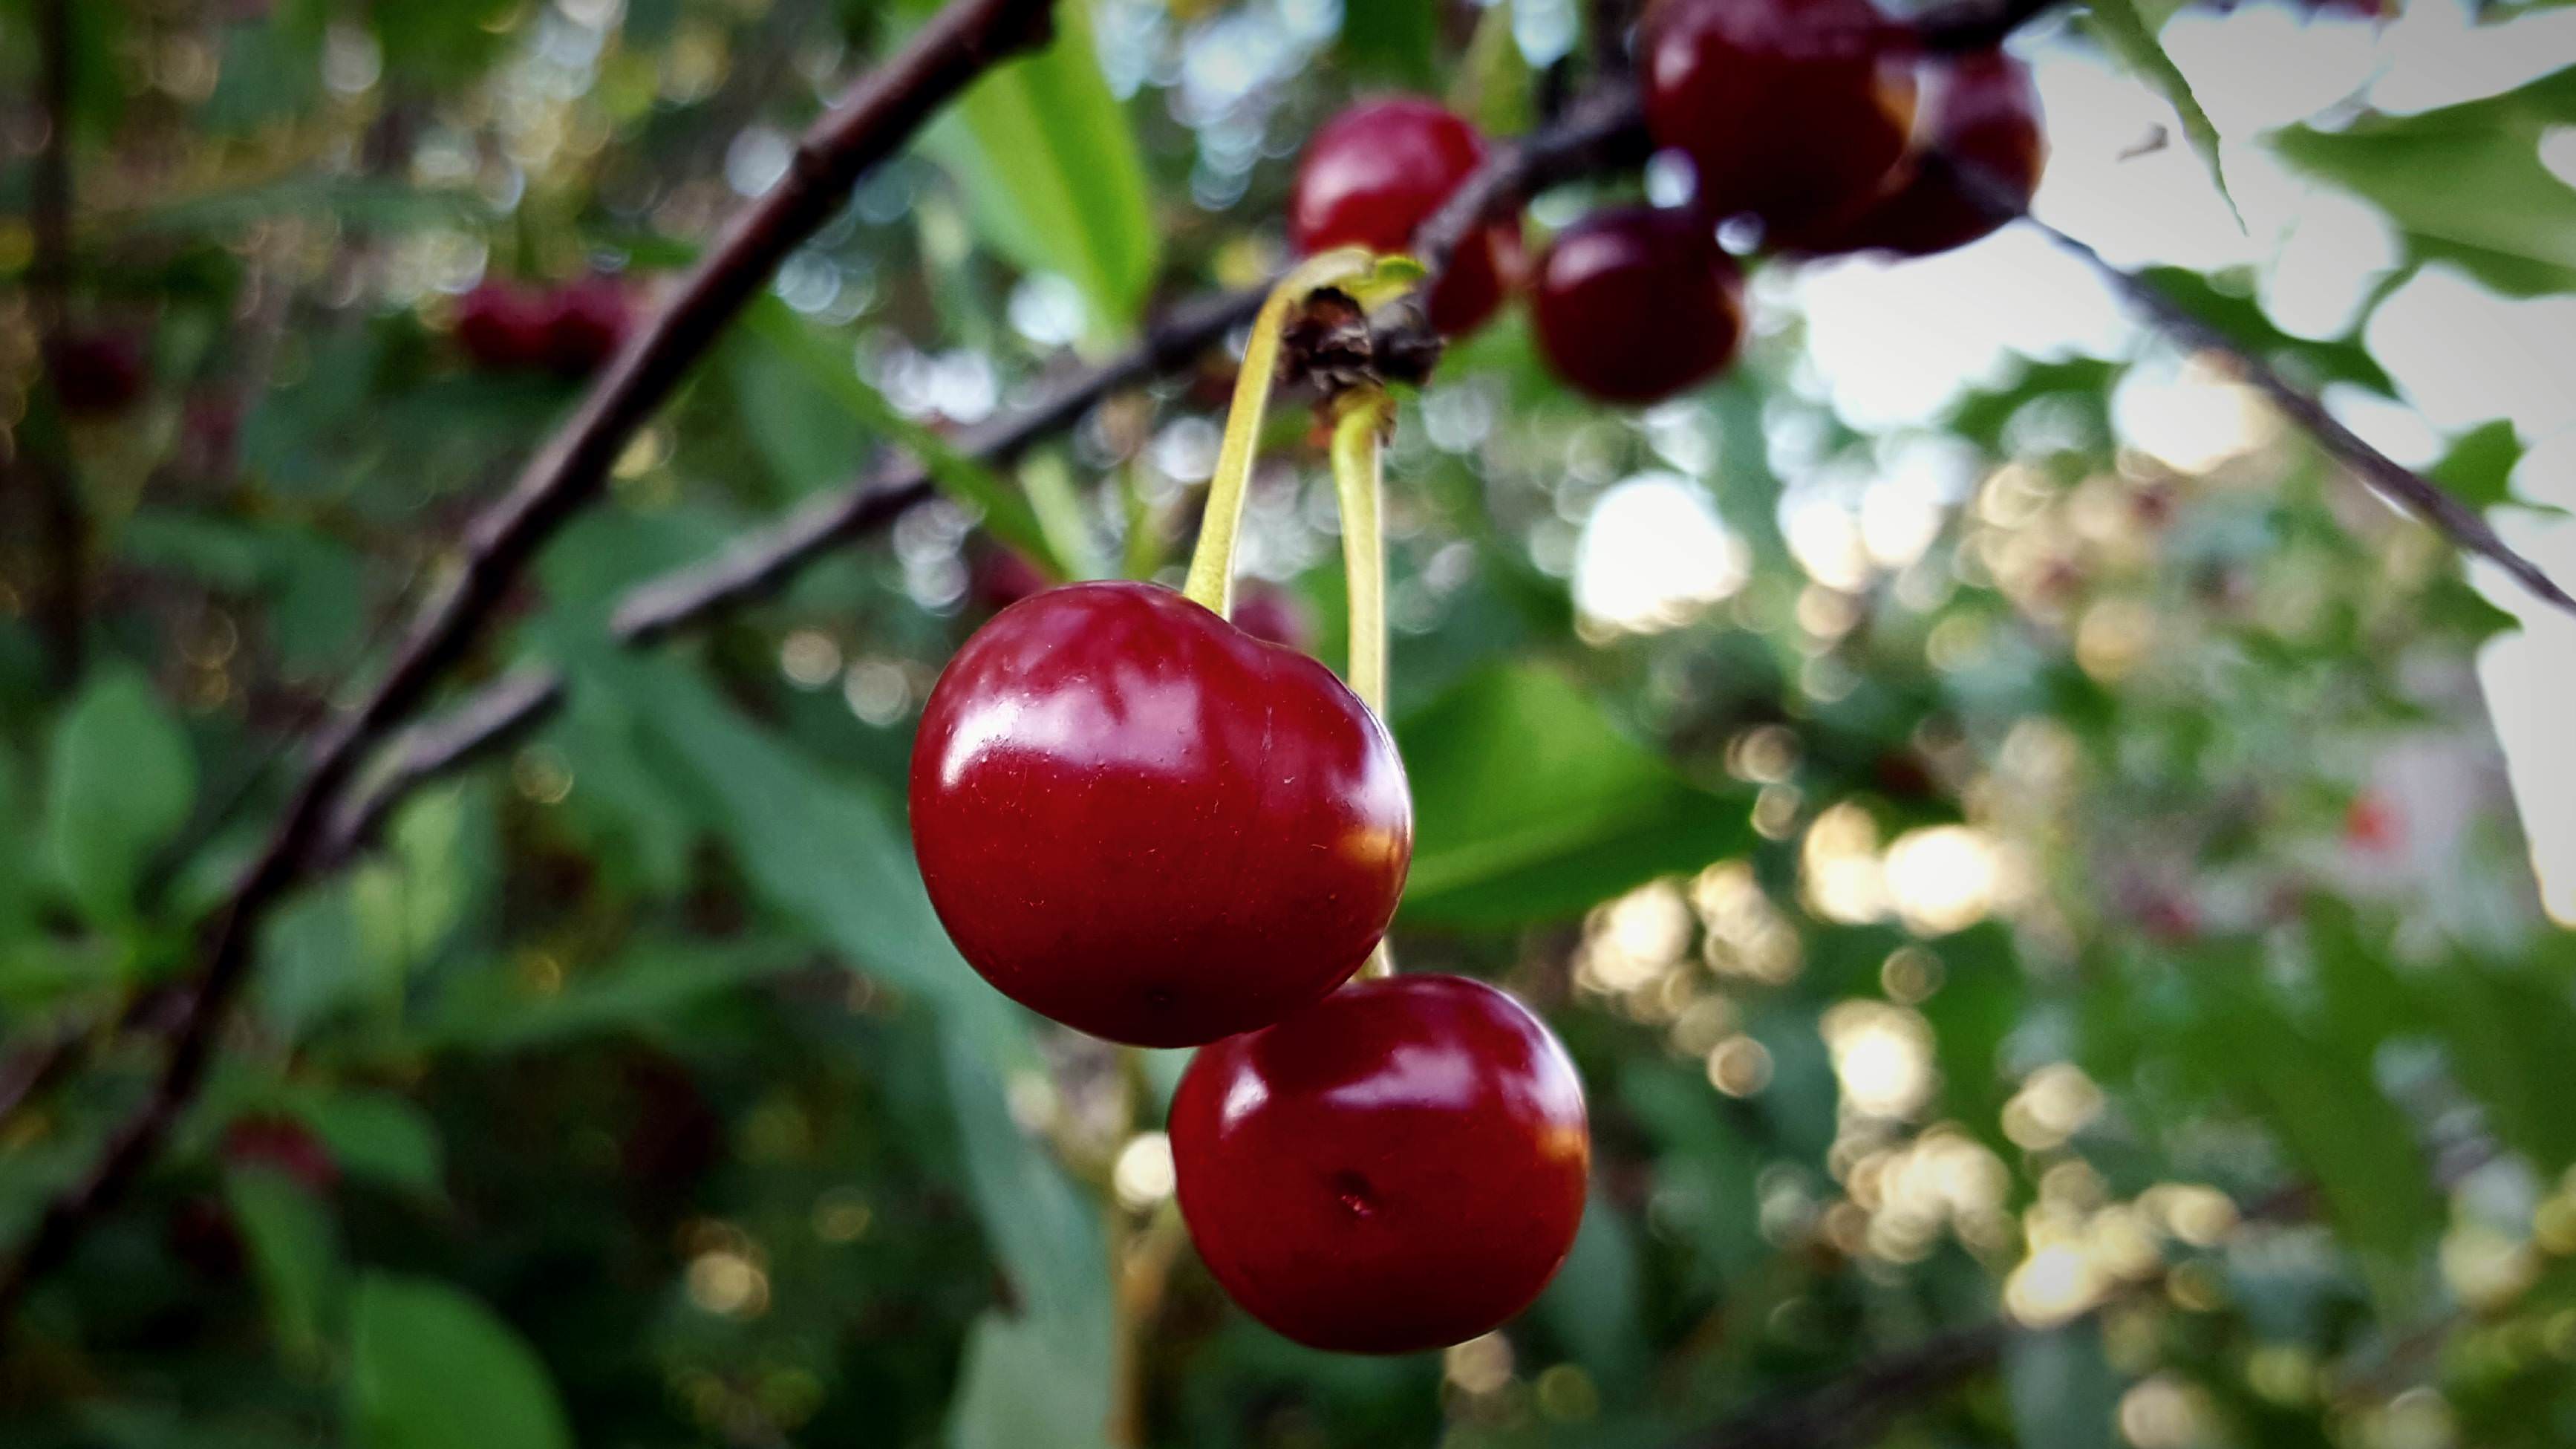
1784;49;2044;258
1170;974;1590;1354
45;329;148;414
1643;0;1917;237
1291;98;1518;336
544;276;633;377
221;1116;339;1194
454;281;552;371
1532;206;1746;405
909;582;1410;1046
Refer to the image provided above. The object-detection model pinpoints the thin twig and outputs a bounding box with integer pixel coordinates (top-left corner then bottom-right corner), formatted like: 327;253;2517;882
1909;0;2070;53
0;0;1057;1326
23;0;88;686
2021;215;2576;619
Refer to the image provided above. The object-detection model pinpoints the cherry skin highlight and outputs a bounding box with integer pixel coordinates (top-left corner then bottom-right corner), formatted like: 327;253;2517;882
1532;206;1746;406
1170;974;1591;1354
1783;49;2045;258
909;582;1411;1047
1642;0;1917;237
1291;97;1518;335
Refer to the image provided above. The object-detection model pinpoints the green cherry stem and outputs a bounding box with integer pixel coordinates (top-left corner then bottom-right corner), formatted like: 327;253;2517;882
1181;247;1375;617
1329;385;1398;982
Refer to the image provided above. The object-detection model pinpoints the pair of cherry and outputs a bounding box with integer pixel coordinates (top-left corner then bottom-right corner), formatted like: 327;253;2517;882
1287;0;2045;406
452;275;634;377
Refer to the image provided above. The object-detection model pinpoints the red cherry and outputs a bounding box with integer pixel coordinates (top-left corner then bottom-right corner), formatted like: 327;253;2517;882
1170;974;1590;1354
1784;49;2044;258
454;281;552;371
1531;206;1746;405
221;1116;339;1194
544;276;633;377
1291;98;1518;335
45;329;148;414
1230;582;1314;653
909;582;1410;1046
969;547;1052;613
1643;0;1918;237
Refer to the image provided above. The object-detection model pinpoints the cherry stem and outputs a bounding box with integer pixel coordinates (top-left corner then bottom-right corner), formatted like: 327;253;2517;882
1181;248;1375;617
1328;387;1398;982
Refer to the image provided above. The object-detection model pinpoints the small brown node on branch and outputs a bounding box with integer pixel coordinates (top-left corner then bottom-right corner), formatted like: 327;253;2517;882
1279;287;1447;404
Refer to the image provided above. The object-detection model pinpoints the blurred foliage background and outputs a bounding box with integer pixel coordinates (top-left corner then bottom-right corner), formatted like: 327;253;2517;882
4;0;2576;1447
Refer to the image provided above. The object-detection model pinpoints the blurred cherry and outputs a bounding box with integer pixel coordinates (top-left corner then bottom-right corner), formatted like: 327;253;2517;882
221;1116;339;1194
1782;49;2044;258
454;281;553;371
1531;206;1745;405
45;328;149;414
544;276;633;377
1291;97;1518;335
1231;582;1314;653
969;547;1053;613
1643;0;1917;237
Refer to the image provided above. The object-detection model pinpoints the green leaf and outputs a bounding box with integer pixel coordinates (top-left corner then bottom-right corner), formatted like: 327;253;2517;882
2006;1323;2121;1449
2420;964;2576;1177
921;0;1158;335
426;938;804;1052
299;1092;445;1195
948;1310;1115;1449
1452;2;1535;139
2429;420;2524;509
1396;664;1753;928
940;1026;1110;1331
2271;66;2576;296
735;300;1060;571
1536;1195;1650;1396
224;1166;345;1358
2136;267;2394;396
47;668;198;924
348;1274;573;1449
1344;0;1439;90
2086;0;2238;221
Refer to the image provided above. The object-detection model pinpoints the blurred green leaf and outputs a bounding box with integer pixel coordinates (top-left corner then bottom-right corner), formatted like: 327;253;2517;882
920;0;1158;335
299;1092;445;1195
224;1167;344;1358
1342;0;1439;89
948;1309;1115;1449
123;178;488;241
1537;1195;1650;1397
1454;4;1533;137
2086;0;2239;220
255;881;375;1040
1397;664;1753;927
428;938;804;1052
2422;964;2576;1177
2272;66;2576;296
348;1274;573;1449
2006;1323;2120;1449
2138;267;2394;395
46;668;197;925
2429;420;2523;509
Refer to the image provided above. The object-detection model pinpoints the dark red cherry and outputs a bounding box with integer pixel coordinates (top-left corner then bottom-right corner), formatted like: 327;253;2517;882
1643;0;1917;237
1784;49;2044;258
454;281;552;371
1291;97;1518;335
968;547;1051;613
1532;206;1746;405
45;329;148;414
909;581;1410;1046
1230;582;1313;653
544;276;633;377
1170;974;1590;1354
221;1116;339;1194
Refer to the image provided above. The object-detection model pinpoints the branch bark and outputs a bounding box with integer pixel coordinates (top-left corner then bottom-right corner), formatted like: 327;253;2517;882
0;0;1056;1325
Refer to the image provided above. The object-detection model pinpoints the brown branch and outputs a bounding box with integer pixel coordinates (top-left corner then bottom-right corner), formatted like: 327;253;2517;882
1677;1321;2012;1448
1909;0;2070;53
22;0;87;686
2020;212;2576;619
0;0;1057;1326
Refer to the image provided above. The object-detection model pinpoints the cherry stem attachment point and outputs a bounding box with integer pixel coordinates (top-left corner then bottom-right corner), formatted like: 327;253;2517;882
1182;248;1377;618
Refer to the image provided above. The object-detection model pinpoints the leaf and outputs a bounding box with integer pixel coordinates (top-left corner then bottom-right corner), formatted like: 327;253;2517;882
948;1311;1115;1449
224;1166;345;1358
2085;0;2239;221
1536;1195;1650;1397
255;881;376;1041
1341;0;1439;90
2420;964;2576;1177
348;1274;573;1449
2006;1323;2121;1449
2136;267;2394;396
920;0;1158;335
2271;66;2576;296
735;300;1060;570
47;668;198;925
1452;1;1534;139
1396;664;1754;928
940;1026;1110;1331
299;1092;445;1195
2429;420;2523;509
426;939;804;1052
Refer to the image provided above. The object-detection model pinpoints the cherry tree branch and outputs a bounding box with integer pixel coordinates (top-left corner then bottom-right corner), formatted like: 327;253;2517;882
0;0;1057;1325
19;0;88;686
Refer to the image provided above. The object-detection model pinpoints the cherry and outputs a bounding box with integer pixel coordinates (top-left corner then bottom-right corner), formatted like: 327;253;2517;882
454;281;553;371
909;581;1410;1046
1782;49;2044;258
45;328;148;415
1291;98;1518;335
968;547;1051;613
1531;206;1746;405
1230;582;1313;653
221;1116;339;1194
544;276;633;377
1170;974;1590;1354
1642;0;1917;238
